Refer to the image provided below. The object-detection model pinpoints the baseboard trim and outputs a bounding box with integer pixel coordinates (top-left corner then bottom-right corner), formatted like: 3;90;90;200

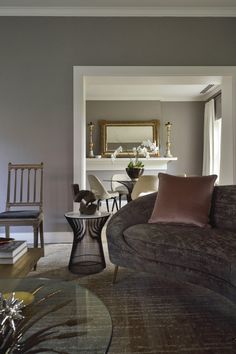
0;232;73;244
0;7;236;18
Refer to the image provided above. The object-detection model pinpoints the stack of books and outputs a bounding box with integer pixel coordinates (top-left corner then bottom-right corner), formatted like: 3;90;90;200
0;241;27;264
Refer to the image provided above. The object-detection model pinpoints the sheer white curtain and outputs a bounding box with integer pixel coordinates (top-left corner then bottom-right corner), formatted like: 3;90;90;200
202;99;222;179
214;118;222;178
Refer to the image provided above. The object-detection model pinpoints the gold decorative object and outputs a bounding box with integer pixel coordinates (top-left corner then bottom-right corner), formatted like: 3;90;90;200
164;122;173;158
88;122;95;158
0;292;25;333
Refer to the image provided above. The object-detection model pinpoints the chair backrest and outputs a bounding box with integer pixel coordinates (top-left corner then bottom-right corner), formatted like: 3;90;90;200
72;184;80;202
131;175;159;200
88;175;110;200
111;174;130;191
6;163;44;211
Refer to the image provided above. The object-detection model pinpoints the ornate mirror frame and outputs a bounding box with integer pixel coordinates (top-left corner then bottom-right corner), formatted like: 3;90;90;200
99;119;160;157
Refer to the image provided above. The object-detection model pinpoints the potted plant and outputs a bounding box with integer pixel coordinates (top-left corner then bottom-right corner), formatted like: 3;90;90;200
111;140;159;180
125;146;146;179
126;160;144;180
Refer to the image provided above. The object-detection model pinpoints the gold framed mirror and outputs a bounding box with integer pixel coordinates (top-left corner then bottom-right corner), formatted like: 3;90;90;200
99;120;160;157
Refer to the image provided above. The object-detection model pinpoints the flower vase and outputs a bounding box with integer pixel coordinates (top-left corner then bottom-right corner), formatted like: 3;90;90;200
126;168;144;180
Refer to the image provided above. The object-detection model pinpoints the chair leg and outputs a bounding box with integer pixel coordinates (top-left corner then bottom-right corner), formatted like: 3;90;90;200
119;194;122;209
112;198;118;212
33;225;38;248
114;198;119;211
106;199;109;212
5;226;10;238
97;199;101;210
111;198;115;212
112;265;119;284
33;225;39;270
39;220;45;256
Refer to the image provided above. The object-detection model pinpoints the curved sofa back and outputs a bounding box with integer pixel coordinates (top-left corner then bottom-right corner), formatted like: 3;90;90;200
106;185;236;304
107;185;236;233
210;185;236;231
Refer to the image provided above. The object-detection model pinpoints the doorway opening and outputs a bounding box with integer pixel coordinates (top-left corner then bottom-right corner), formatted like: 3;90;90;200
73;66;236;189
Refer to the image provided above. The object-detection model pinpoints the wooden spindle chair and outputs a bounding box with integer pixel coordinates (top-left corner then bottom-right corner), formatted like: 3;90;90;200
0;163;44;255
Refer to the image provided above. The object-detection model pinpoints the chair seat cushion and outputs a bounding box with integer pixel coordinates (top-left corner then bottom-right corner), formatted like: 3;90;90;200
123;223;236;286
0;210;41;219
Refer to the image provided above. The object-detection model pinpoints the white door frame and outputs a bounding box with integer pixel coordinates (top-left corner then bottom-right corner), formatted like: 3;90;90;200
73;66;236;188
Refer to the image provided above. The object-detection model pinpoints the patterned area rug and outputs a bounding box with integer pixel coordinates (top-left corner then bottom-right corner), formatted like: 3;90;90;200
29;244;236;353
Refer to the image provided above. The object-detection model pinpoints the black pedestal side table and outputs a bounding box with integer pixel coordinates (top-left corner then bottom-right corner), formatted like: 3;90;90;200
65;211;110;275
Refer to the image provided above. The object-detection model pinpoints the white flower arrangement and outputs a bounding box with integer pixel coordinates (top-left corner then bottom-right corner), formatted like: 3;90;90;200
111;140;159;169
111;145;123;161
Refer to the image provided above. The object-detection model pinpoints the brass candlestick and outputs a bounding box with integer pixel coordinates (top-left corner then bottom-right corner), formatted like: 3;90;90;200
164;121;173;158
88;122;95;158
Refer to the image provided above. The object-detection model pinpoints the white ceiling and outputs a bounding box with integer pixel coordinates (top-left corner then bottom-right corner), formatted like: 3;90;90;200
0;0;235;16
86;76;222;101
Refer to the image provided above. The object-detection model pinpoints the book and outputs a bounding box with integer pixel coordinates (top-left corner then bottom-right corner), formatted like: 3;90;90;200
0;237;14;244
0;241;27;258
0;247;28;264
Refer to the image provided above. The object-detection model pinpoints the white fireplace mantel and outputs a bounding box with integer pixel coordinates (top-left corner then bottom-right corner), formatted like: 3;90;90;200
86;157;177;171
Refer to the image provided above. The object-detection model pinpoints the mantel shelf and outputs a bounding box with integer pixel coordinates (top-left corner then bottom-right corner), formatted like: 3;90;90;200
86;157;177;171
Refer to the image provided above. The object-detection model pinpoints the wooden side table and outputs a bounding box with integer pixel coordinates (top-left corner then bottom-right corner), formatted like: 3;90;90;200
0;248;43;278
65;212;110;275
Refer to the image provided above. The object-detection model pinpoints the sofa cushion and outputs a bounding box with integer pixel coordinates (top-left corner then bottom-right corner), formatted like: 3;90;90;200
211;185;236;231
149;173;217;227
123;223;236;286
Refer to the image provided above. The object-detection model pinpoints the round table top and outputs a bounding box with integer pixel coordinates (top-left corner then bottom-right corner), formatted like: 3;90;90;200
65;211;110;219
0;278;112;354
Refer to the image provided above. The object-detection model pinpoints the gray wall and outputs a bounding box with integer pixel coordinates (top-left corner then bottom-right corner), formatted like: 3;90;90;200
161;102;204;175
86;100;204;177
0;17;236;231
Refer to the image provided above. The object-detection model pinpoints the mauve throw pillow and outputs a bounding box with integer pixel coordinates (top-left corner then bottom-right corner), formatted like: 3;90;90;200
148;173;217;227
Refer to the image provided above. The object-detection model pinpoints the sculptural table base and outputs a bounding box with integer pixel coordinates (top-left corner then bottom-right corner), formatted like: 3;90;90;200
65;212;110;275
118;180;136;202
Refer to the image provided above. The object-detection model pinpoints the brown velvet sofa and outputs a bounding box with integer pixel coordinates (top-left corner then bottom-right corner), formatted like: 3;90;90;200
106;185;236;304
